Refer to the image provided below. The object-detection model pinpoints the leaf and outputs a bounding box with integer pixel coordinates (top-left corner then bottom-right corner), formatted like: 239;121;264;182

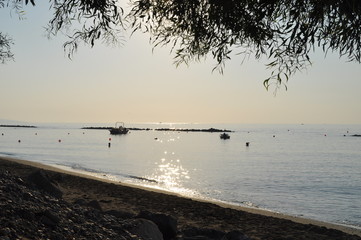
263;77;271;90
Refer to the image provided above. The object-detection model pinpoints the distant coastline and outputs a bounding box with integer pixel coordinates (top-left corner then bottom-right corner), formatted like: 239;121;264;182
0;125;37;128
82;126;233;133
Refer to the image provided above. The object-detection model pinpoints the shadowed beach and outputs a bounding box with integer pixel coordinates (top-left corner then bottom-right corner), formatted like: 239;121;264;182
1;156;360;240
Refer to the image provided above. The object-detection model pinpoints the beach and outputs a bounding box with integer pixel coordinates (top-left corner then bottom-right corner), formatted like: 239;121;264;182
1;156;360;240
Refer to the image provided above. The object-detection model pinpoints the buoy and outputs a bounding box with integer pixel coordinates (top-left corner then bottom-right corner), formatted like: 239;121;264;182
18;140;21;143
246;142;250;147
58;139;62;142
109;138;112;141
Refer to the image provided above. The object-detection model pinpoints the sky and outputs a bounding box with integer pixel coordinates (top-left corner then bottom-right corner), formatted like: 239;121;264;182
1;2;361;125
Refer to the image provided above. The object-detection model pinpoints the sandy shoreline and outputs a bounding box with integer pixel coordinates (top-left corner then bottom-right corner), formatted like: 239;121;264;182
1;155;360;239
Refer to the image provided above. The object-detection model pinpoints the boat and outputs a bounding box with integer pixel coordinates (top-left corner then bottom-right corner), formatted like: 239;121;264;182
109;122;129;135
220;132;230;139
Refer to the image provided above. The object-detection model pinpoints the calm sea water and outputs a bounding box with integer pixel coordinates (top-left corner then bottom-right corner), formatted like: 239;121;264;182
1;123;360;229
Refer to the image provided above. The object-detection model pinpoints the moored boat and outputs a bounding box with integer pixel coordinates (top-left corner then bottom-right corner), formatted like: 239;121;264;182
220;132;230;139
109;122;129;135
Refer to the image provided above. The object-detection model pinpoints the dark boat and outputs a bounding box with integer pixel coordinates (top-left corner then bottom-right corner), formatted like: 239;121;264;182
220;132;230;139
109;122;129;135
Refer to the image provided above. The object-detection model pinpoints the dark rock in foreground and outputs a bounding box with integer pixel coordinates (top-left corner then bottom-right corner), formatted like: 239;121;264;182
28;170;63;198
138;210;178;240
0;170;135;239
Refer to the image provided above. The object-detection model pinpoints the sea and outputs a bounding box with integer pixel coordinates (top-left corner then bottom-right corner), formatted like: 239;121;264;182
1;123;360;229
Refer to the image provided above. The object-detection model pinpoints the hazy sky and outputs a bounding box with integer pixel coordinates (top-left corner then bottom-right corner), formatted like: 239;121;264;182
1;2;361;124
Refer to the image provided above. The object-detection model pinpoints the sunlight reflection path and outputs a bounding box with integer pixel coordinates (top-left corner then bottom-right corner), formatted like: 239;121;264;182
145;132;196;197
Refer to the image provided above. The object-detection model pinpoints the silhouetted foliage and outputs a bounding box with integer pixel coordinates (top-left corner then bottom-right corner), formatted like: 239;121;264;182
1;0;361;88
0;33;14;64
129;0;361;88
0;0;124;60
1;0;27;64
46;0;124;58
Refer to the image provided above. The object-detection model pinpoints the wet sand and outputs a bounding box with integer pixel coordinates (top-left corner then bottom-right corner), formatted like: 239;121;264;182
1;156;360;239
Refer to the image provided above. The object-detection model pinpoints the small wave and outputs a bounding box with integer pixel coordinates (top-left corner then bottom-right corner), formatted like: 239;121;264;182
53;163;159;184
0;152;16;156
126;175;158;183
52;163;121;182
55;162;103;174
65;163;159;184
238;201;260;208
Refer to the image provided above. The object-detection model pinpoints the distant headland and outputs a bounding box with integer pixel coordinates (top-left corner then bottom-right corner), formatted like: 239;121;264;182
82;127;233;133
0;125;37;128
